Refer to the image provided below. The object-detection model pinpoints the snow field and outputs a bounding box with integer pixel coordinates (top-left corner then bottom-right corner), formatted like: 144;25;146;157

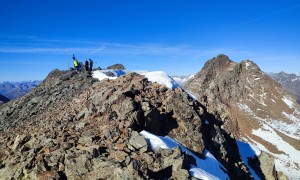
140;130;229;180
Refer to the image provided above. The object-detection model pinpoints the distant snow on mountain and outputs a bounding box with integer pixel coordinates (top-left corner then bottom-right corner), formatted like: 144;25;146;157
171;75;194;86
0;80;41;100
0;94;10;105
268;72;300;104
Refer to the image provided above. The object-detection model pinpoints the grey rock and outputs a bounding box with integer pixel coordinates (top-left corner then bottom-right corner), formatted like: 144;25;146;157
129;131;148;150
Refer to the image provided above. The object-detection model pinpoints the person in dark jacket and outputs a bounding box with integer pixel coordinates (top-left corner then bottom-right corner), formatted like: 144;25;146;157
89;59;94;71
85;60;89;72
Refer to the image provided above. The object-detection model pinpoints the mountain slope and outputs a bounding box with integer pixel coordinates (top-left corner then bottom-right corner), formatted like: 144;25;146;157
0;94;10;105
268;71;300;104
0;69;252;179
184;54;300;179
0;81;41;100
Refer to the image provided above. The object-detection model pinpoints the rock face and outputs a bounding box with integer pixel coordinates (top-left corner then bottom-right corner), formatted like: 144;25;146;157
0;94;9;105
184;54;300;179
0;81;41;100
0;69;252;179
268;71;300;104
107;64;126;70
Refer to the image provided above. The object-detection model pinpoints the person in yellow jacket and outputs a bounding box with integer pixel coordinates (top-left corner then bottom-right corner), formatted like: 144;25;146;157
72;54;79;71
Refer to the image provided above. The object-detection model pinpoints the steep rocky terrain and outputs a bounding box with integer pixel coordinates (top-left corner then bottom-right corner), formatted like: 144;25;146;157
184;54;300;179
0;94;10;105
268;71;300;104
0;69;253;179
0;81;41;100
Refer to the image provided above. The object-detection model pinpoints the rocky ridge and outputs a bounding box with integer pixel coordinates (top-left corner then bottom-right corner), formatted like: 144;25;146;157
0;69;252;179
184;54;300;179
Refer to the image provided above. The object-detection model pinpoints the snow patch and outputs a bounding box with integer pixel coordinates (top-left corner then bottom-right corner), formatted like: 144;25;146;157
237;103;253;114
291;78;298;82
245;61;251;70
92;70;118;81
251;124;300;179
282;96;294;109
142;71;180;90
140;130;229;180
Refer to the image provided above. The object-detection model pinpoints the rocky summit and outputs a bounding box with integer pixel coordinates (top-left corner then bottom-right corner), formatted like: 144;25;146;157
0;69;253;179
184;54;300;179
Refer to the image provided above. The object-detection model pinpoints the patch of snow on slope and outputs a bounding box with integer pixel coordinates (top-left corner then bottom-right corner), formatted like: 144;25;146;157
140;130;229;180
142;71;180;90
291;78;298;82
245;61;251;70
237;141;260;180
92;70;118;81
237;103;253;114
282;112;300;123
251;124;300;179
249;94;267;106
282;96;294;109
246;77;252;86
266;119;300;140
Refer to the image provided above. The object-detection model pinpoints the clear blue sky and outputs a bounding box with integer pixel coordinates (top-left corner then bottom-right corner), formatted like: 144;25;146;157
0;0;299;81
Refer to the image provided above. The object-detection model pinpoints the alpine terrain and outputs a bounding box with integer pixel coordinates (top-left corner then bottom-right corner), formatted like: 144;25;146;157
184;54;300;179
268;72;300;104
0;68;255;179
0;81;41;100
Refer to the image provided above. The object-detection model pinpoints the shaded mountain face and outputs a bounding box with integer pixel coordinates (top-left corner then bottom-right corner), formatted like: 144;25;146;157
0;94;10;105
268;71;300;104
0;69;252;179
184;54;300;178
0;81;41;100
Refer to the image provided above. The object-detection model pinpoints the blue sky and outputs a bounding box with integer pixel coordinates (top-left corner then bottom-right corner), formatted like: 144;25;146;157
0;0;299;81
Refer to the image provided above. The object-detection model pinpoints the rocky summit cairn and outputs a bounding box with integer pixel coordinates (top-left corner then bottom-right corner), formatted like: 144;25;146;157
184;54;300;179
0;68;254;179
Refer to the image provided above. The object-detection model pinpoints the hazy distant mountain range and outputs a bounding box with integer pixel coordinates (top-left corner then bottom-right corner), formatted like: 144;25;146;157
0;81;41;100
268;72;300;104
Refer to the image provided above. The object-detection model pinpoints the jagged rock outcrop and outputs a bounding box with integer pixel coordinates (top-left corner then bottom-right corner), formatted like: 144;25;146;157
184;54;300;179
107;64;126;70
0;69;252;179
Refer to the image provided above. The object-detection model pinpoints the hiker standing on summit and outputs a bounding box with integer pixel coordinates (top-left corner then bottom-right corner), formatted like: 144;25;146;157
73;54;79;72
85;60;89;72
89;59;93;71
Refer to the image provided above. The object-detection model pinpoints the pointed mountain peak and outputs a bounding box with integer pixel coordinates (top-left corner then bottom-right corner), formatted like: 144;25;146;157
204;54;233;68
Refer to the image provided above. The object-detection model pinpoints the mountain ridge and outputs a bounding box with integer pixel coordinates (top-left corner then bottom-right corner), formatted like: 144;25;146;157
184;54;300;179
0;69;252;179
